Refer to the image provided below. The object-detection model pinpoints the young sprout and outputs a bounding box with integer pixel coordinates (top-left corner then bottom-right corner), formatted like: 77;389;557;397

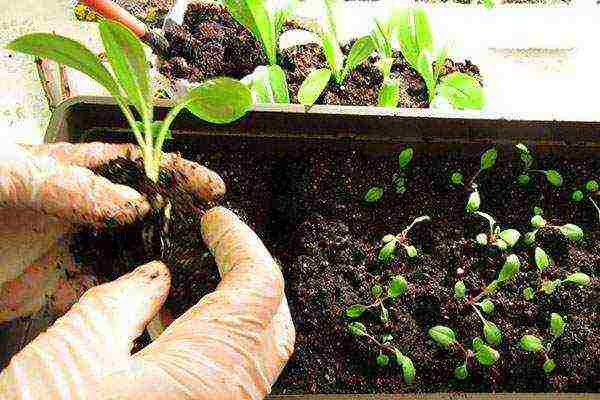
378;216;430;261
364;148;414;202
242;65;290;104
570;179;600;223
347;323;416;384
473;211;521;250
530;245;591;295
450;148;497;213
515;144;563;188
429;326;500;380
524;213;584;245
519;313;567;374
454;280;501;346
346;275;409;322
370;16;399;108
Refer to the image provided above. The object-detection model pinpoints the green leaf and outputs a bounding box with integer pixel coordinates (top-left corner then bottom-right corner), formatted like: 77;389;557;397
451;172;464;185
348;322;368;336
480;148;498;170
466;191;481;212
404;245;417;258
498;254;520;282
371;18;393;59
323;0;341;44
341;36;375;82
396;353;416;384
437;72;484;110
371;284;383;298
495;239;508;251
543;358;556;374
483;320;502;346
377;80;400;107
478;299;494;314
398;148;414;169
533;206;543;216
376;353;390;366
223;0;260;39
586;180;599;193
380;306;389;322
416;52;436;103
395;7;432;70
248;0;277;64
346;304;367;318
550;313;566;337
531;215;547;229
564;272;591;286
185;78;253;124
474;344;500;366
321;29;344;83
516;143;529;154
559;224;584;241
298;68;331;105
523;231;536;246
7;33;120;97
98;20;151;118
382;234;396;243
267;65;290;103
378;241;397;263
473;337;485;351
388;275;408;297
572;190;584;202
498;229;520;248
376;57;395;79
476;233;488;246
545;170;563;187
482;0;495;9
520;335;544;352
454;363;469;380
247;66;275;103
485;280;499;294
365;186;384;203
433;46;448;84
523;287;535;300
454;281;466;299
542;279;562;295
429;325;457;348
518;174;530;186
534;247;550;271
274;0;297;34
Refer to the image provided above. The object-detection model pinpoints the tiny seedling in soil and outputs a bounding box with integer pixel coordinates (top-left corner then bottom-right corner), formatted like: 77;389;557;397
364;147;414;202
523;214;584;246
395;7;484;110
473;211;521;250
515;143;563;188
378;216;431;262
223;0;297;66
450;147;497;213
429;326;500;380
520;313;567;374
571;179;600;224
528;244;590;296
298;0;375;105
348;322;416;384
455;280;501;346
346;275;409;322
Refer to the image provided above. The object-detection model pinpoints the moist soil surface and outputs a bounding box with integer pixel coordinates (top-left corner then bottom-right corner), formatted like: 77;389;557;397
72;138;600;393
159;2;481;107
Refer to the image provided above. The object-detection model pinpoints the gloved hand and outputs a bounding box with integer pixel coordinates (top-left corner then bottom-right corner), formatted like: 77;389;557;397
0;142;295;399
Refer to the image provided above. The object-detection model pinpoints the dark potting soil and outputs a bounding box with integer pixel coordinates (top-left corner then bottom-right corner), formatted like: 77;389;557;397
159;3;481;107
73;140;600;393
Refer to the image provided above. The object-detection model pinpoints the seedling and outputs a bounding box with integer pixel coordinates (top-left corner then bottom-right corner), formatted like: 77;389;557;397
523;213;584;245
429;326;500;380
347;275;409;322
348;322;416;384
298;0;375;105
364;147;414;202
242;65;290;104
473;211;521;250
370;17;399;107
224;0;297;65
378;216;431;261
454;280;501;346
8;22;252;183
519;313;567;374
570;179;600;223
527;245;591;296
515;144;563;188
450;147;497;213
395;7;483;109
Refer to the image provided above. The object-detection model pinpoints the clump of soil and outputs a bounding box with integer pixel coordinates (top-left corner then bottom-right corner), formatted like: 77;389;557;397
159;3;481;107
71;138;600;394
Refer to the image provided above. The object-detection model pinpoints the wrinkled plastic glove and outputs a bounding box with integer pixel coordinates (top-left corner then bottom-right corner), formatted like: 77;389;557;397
0;142;295;399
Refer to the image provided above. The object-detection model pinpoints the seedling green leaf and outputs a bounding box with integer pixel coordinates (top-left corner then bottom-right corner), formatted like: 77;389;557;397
298;68;332;106
483;321;502;346
545;170;563;187
572;190;584;202
520;335;544;352
476;233;488;246
451;172;464;185
559;224;583;241
586;180;599;192
478;299;494;314
550;313;566;337
498;254;520;282
466;191;481;212
395;351;416;384
388;275;408;297
371;284;383;298
378;80;400;107
395;7;432;70
531;215;547;229
535;247;550;271
474;344;499;366
348;322;368;336
543;358;556;374
429;326;457;348
454;363;469;380
542;279;562;295
185;78;253;124
454;281;466;299
498;229;520;248
480;148;497;170
564;272;591;286
341;36;375;82
376;353;390;366
379;241;396;263
346;304;367;318
404;245;417;258
365;186;384;203
523;287;535;300
399;148;414;169
436;72;484;110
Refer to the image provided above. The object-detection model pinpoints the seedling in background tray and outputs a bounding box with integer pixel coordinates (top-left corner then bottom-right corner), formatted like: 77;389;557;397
454;280;501;346
242;65;290;104
450;147;497;213
395;7;483;110
571;179;600;224
473;211;520;250
298;0;375;105
429;326;500;380
8;21;252;183
523;213;584;245
515;143;563;188
364;147;414;202
520;313;567;374
370;16;399;107
346;275;409;322
378;216;430;262
223;0;297;66
348;323;416;384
